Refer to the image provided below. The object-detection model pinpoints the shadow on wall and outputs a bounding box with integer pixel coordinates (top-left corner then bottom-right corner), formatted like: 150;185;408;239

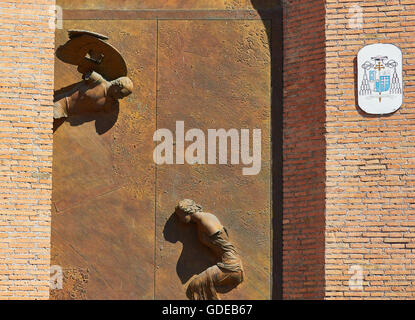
163;213;216;284
250;0;327;300
250;0;284;300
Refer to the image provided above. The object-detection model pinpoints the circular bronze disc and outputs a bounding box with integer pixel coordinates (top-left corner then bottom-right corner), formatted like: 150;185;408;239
56;35;127;81
68;29;109;41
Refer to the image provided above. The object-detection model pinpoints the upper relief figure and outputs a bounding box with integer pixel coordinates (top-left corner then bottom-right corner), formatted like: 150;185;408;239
53;30;133;121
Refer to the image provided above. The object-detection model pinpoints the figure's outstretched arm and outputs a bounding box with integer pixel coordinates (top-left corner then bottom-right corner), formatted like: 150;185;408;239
83;70;105;84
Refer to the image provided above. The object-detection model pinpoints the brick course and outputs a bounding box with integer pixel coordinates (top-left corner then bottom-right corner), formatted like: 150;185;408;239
325;0;415;299
282;0;327;299
0;0;55;299
282;0;415;299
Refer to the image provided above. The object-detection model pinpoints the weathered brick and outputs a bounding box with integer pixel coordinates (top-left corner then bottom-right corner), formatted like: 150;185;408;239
0;0;54;300
325;0;415;300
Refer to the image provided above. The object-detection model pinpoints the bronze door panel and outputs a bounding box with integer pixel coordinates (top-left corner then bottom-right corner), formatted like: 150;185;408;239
51;20;157;299
51;6;274;300
155;20;271;300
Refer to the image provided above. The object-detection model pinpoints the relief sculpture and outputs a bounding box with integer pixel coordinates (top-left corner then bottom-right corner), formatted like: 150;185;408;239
53;30;133;123
175;199;244;300
51;20;268;299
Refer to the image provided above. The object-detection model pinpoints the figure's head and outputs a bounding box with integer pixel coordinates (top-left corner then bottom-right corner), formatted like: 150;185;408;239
175;199;202;224
109;76;133;99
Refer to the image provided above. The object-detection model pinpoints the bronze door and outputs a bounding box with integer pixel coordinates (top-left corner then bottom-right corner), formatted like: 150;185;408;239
51;1;279;300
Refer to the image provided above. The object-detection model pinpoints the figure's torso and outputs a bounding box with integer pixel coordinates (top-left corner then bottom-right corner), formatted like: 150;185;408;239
197;217;243;273
67;81;114;115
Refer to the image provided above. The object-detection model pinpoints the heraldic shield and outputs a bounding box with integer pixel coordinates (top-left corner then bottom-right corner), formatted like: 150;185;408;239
358;43;403;115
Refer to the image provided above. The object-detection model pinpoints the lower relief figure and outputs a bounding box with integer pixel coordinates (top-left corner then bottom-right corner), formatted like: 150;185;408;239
175;199;244;300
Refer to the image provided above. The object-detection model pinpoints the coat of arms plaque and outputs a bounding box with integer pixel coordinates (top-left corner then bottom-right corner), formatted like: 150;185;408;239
358;43;403;114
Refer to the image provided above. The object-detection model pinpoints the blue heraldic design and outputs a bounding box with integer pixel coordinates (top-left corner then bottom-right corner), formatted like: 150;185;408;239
376;75;390;93
359;55;401;102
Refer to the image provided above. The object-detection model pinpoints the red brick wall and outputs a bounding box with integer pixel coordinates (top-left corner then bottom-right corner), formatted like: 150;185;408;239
0;0;55;299
325;0;415;299
1;0;415;300
282;0;327;299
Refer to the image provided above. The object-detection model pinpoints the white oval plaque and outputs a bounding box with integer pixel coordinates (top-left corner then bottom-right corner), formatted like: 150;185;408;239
357;43;403;114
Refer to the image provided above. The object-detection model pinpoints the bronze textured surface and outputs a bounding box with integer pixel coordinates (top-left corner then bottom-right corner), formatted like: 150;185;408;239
57;0;280;10
50;20;157;299
62;10;270;21
155;20;271;300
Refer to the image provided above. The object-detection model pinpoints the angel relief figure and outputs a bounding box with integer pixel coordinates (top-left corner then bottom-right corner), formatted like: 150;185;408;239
53;30;133;133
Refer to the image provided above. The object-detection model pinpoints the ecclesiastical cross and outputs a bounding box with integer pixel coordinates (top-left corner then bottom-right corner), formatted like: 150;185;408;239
374;61;385;72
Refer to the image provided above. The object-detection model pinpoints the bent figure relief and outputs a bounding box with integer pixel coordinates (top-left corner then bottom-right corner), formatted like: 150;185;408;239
175;199;244;300
54;30;133;120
